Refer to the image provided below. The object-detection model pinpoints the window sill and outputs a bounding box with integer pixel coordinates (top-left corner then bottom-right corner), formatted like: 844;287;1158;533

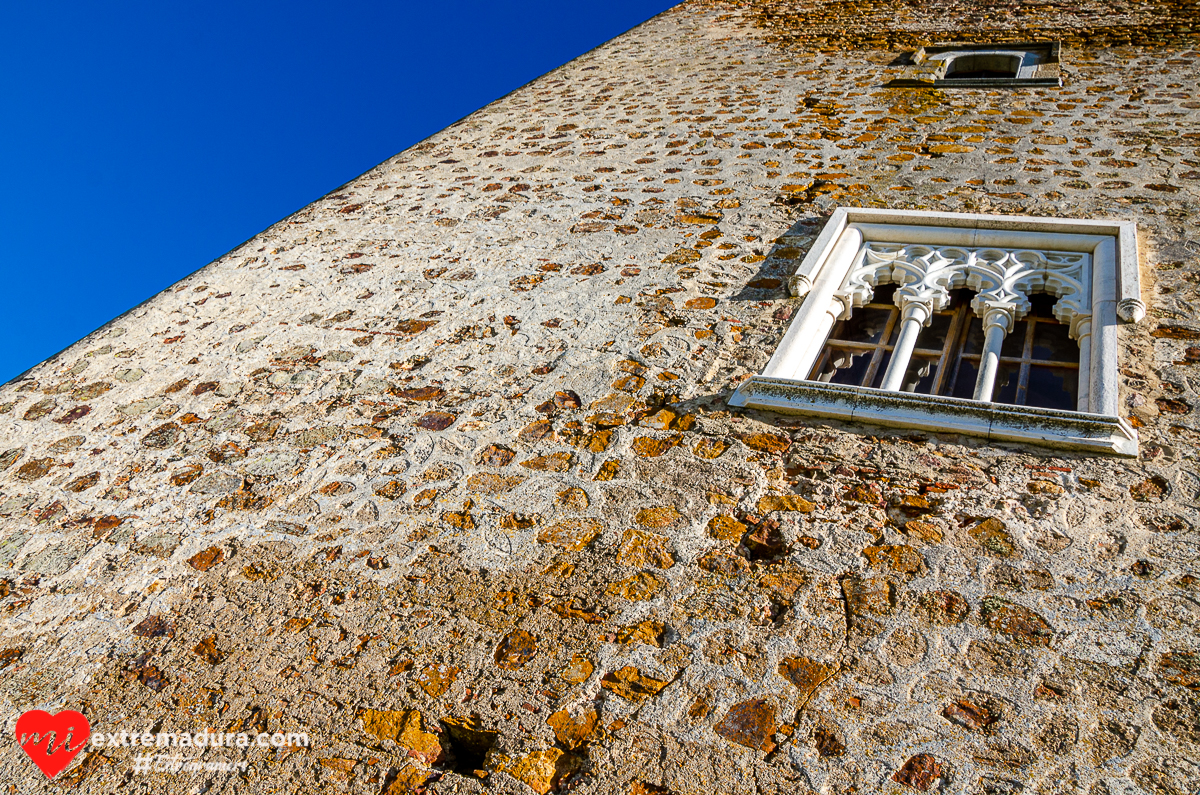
887;77;1063;89
729;376;1139;457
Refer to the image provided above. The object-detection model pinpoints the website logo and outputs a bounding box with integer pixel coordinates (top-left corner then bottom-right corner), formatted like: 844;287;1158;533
15;709;91;779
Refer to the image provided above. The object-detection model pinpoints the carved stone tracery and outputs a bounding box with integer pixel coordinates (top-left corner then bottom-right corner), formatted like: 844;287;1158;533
833;243;1092;340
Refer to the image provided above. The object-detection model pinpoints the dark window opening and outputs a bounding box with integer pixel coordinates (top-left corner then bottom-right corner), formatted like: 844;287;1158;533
943;54;1021;80
810;286;1079;410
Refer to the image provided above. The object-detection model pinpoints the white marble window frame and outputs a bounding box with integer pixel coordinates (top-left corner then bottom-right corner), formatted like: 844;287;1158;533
729;208;1145;456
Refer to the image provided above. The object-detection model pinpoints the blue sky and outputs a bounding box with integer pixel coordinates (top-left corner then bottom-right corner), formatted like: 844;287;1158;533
0;0;678;383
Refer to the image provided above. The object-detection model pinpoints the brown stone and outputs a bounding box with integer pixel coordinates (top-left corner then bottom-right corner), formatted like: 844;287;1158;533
893;754;944;791
612;374;645;392
600;666;669;702
942;698;999;731
813;724;845;757
758;565;808;600
415;411;456;431
1157;651;1199;690
499;512;540;531
757;493;815;513
915;590;970;625
617;528;674;568
550;600;604;624
169;464;203;487
778;656;836;701
477;443;516;466
843;576;894;616
141;422;181;449
631;435;683;457
192;634;225;665
863;545;925;578
981;598;1054;647
634;505;682;528
970;517;1019;558
538;518;603;551
697;549;749;577
373;480;407;500
132;615;175;638
615;620;665;647
692;437;727;459
556;487;589;510
713;698;777;752
415;664;459;697
606;571;665;600
743;517;789;560
518;419;555;443
187;546;225;572
903;520;943;543
739;432;790;454
638;409;676;430
442;510;474;530
361;709;443;765
466;472;524;494
486;748;577;795
494;630;538;670
393;386;444;401
707;514;747;541
894;495;933;515
560;655;594;684
519;451;572;472
547;705;599;749
14;458;51;482
381;765;434;794
1131;475;1169;502
629;781;674;795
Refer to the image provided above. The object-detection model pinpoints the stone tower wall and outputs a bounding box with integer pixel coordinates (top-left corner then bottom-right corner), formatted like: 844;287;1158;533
2;2;1198;793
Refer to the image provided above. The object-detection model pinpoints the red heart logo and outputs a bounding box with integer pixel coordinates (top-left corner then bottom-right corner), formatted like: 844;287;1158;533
15;709;91;779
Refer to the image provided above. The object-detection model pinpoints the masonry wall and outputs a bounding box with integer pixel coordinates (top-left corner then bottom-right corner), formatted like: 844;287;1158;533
1;2;1198;793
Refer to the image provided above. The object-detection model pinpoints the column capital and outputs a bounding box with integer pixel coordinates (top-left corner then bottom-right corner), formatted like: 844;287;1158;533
1069;313;1093;341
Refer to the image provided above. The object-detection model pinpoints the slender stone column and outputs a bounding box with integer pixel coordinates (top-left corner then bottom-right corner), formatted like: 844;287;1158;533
763;227;865;381
972;309;1012;402
1074;316;1092;413
1089;238;1119;416
879;302;931;392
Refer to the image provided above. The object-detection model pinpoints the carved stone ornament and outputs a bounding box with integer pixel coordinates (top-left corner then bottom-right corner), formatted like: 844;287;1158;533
836;243;1092;338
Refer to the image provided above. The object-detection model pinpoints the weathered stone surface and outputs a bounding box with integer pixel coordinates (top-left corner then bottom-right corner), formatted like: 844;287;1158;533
600;666;669;702
606;571;665;600
617;527;674;568
494;630;538;670
915;590;970;625
706;514;746;541
547;704;599;749
863;544;925;578
538;518;603;551
893;754;945;791
486;748;578;794
360;709;443;765
981;598;1054;647
778;656;836;701
757;493;815;513
970;517;1019;558
844;575;894;616
713;698;777;752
